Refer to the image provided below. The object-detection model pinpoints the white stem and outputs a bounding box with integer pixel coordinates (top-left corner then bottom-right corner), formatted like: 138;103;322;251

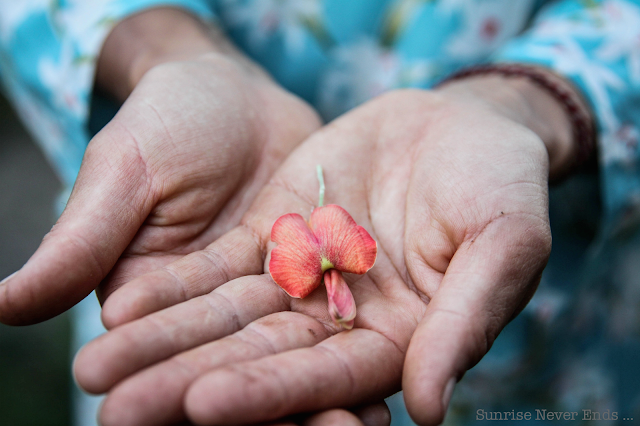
316;164;325;207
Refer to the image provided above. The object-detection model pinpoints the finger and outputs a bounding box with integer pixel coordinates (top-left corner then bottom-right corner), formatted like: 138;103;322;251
184;329;403;425
263;422;297;426
351;402;391;426
99;312;330;426
74;274;289;394
403;214;551;425
101;225;264;328
100;151;329;329
0;123;155;325
97;253;183;304
290;402;392;426
303;410;365;426
297;402;391;426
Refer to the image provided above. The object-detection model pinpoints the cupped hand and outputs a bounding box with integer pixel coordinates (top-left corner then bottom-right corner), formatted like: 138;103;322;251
75;77;565;425
0;14;320;325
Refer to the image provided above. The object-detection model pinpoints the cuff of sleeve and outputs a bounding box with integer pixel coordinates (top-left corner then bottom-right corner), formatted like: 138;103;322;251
489;0;640;214
491;41;602;132
489;0;636;138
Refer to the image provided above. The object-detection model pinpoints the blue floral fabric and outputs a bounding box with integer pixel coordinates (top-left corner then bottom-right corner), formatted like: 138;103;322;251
1;1;639;425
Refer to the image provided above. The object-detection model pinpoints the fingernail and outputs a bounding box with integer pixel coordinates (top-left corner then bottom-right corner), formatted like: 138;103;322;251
442;377;456;411
0;271;18;286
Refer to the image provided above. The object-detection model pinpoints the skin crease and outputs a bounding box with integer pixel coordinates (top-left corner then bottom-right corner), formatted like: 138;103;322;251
0;7;590;426
0;10;322;325
74;86;566;426
0;8;389;426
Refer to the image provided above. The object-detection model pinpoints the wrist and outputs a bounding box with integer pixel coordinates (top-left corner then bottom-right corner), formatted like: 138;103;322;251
97;8;229;101
435;67;594;180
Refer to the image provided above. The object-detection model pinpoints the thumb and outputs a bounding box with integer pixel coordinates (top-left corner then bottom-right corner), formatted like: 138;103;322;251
403;214;551;425
0;121;155;325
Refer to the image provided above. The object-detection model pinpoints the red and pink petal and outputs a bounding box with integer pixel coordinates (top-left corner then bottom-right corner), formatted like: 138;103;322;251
310;205;377;275
269;213;323;298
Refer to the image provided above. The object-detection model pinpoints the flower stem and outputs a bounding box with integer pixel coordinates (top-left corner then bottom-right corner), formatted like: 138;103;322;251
316;164;325;207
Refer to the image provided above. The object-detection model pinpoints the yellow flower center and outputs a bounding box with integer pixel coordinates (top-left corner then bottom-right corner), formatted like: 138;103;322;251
321;257;334;272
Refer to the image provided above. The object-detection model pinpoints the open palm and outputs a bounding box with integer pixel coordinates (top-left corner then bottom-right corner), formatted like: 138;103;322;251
74;87;552;426
0;53;320;325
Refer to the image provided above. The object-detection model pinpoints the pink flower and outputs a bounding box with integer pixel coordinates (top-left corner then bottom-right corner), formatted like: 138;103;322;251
269;204;377;329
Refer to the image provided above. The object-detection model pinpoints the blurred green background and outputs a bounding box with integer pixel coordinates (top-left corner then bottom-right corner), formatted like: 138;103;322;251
0;92;71;426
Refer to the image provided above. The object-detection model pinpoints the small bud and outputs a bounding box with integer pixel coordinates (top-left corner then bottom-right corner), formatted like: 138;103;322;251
324;269;356;329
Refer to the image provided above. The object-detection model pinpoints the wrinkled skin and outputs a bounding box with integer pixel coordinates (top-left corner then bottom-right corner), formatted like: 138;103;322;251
0;53;321;325
73;88;552;426
0;45;392;425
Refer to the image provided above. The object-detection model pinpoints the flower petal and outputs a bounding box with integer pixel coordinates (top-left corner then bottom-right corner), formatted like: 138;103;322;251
324;270;356;329
269;213;323;298
310;205;377;275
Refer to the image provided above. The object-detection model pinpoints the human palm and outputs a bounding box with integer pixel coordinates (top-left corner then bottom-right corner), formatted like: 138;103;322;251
75;88;552;426
0;53;320;325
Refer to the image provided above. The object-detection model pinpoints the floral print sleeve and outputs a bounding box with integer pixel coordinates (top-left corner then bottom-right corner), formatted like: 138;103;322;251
0;0;216;187
493;0;640;219
2;1;640;425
